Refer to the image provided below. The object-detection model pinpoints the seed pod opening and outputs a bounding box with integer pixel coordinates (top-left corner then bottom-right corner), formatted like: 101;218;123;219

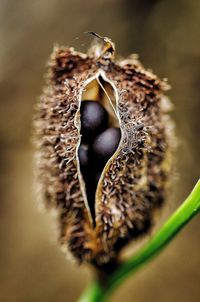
34;36;175;267
77;75;122;224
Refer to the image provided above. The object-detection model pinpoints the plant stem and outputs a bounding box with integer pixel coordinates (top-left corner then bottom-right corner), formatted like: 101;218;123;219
78;179;200;302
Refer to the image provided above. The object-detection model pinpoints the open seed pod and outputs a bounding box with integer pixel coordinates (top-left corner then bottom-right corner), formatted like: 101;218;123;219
34;34;174;267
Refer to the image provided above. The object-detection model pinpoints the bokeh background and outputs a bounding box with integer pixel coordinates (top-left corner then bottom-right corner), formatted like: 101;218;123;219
0;0;200;301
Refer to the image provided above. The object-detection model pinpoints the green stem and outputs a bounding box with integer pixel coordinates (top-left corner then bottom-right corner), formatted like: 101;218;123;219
78;179;200;302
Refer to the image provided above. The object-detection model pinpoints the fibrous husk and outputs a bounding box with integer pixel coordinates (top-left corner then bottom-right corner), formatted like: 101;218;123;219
34;37;175;267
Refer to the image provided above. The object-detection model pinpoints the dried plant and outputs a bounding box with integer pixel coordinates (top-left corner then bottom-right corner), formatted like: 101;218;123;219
33;34;200;301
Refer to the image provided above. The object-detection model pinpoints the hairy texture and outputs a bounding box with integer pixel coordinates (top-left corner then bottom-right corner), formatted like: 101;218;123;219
34;42;174;266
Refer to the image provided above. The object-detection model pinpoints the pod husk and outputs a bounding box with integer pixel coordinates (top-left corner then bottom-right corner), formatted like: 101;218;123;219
34;43;174;266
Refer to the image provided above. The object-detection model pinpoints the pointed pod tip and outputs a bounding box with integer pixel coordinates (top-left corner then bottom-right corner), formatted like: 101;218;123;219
86;31;115;61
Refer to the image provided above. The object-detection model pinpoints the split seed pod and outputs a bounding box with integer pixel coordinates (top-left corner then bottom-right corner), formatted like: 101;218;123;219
34;34;174;267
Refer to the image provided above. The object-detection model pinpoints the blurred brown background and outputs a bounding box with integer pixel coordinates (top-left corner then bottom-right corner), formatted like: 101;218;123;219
0;0;200;301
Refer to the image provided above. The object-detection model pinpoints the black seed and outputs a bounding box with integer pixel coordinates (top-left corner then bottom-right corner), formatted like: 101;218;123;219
92;127;121;162
80;100;108;142
78;144;89;169
94;171;102;183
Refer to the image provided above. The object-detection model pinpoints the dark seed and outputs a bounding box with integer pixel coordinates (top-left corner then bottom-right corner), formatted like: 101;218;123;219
78;144;89;169
92;127;121;162
94;171;102;183
80;100;108;142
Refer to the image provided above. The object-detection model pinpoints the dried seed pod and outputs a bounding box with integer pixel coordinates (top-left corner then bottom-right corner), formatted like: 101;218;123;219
34;35;175;267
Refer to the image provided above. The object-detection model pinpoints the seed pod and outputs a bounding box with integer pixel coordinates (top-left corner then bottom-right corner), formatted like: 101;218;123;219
34;34;175;267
